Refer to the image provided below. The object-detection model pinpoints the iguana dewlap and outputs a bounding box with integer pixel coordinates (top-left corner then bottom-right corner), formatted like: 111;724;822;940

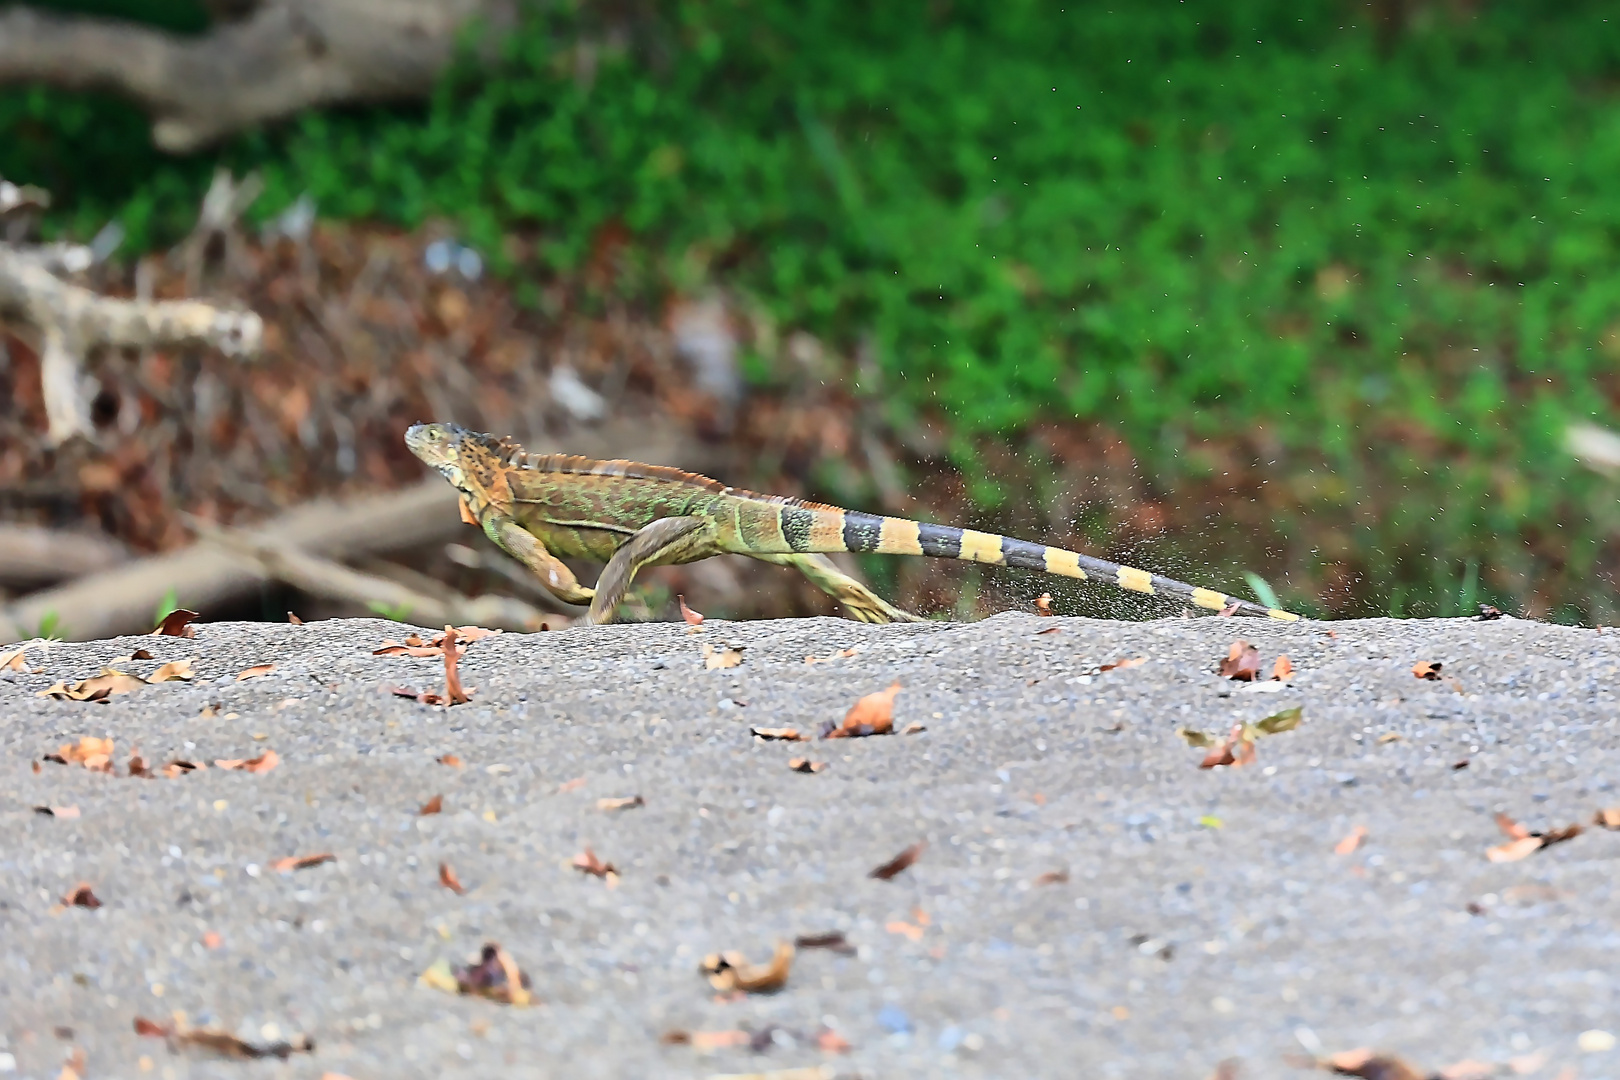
405;422;1299;625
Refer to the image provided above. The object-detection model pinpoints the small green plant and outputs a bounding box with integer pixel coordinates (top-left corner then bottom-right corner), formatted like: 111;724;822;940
367;600;415;622
35;611;65;641
153;587;180;627
1242;572;1283;613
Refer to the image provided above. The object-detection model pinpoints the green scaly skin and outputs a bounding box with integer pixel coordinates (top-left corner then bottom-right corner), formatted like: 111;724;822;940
405;422;1302;626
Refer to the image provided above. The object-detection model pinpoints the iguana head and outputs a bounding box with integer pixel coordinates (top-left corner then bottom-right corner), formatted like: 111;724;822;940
404;421;475;484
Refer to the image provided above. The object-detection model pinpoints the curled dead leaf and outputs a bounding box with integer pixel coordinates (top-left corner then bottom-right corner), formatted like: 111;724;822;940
270;852;335;873
794;931;856;955
62;883;101;908
1487;813;1583;862
437;753;464;768
702;643;744;670
448;942;532;1005
1271;654;1294;681
235;663;276;681
1034;592;1054;615
827;682;902;739
1034;869;1070;885
805;648;858;663
439;861;466;894
39;670;153;701
751;727;807;742
152;609;200;637
214;749;279;774
418;794;443;816
702;941;794;994
50;736;115;773
1595;807;1620;830
572;847;619;884
678;594;705;625
1218;640;1262;681
33;805;80;819
788;758;827;774
0;645;33;671
147;659;195;683
1098;656;1147;673
133;1017;313;1059
1334;826;1368;855
596;795;644;811
1412;661;1443;680
869;841;926;881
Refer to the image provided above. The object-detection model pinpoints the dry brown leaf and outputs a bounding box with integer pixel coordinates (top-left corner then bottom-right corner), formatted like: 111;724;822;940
788;758;827;773
1098;656;1147;673
751;726;807;742
661;1028;750;1049
1595;807;1620;830
1412;661;1443;680
434;942;531;1005
869;841;926;880
441;626;473;705
52;735;115;773
162;759;205;778
827;681;902;739
62;883;101;909
1376;732;1402;744
1334;825;1368;855
702;643;744;670
1034;592;1054;615
0;645;31;671
1034;869;1070;885
235;663;276;681
1218;640;1262;681
702;941;794;994
1271;654;1294;681
439;862;466;894
373;640;443;657
152;609;200;637
556;775;586;792
214;749;279;774
805;648;858;663
270;852;335;873
38;670;151;701
1034;626;1062;635
418;794;443;816
111;648;156;662
33;805;80;819
678;594;705;625
1487;813;1583;862
817;1028;854;1053
596;795;644;811
138;1018;312;1059
572;847;618;881
147;659;195;683
794;931;856;955
287;611;304;625
438;753;464;768
1217;601;1242;617
1310;1048;1426;1080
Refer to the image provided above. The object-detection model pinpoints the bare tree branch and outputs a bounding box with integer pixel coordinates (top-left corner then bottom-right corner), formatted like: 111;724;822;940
0;240;262;442
0;1;506;153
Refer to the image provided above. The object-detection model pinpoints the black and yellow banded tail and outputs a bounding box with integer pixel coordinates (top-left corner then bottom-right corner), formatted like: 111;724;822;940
774;503;1299;621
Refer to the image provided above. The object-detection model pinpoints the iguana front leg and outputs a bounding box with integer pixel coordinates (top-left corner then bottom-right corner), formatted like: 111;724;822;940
749;552;928;624
587;517;709;625
486;514;597;607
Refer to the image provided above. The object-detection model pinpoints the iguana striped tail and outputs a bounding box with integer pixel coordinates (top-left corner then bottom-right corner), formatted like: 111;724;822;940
767;502;1299;621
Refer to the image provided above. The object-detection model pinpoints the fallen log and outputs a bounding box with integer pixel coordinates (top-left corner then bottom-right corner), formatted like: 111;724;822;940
0;525;132;585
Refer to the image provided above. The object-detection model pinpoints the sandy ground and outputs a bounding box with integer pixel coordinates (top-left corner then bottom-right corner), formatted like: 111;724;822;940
2;613;1618;1080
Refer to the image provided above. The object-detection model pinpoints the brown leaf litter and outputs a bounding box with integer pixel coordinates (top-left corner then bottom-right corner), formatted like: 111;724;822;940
1486;812;1583;863
751;726;808;742
1334;826;1369;855
679;594;705;626
134;1016;313;1060
869;841;926;881
596;795;644;811
572;847;620;886
1178;706;1303;768
793;931;856;955
269;852;336;873
420;942;533;1005
418;794;443;815
439;862;467;894
213;749;280;774
386;625;477;705
38;660;194;701
1218;640;1263;681
702;942;795;994
60;883;101;909
788;758;827;773
1412;661;1443;681
826;682;903;738
702;643;744;669
152;609;200;637
33;804;80;819
235;663;276;680
1034;593;1055;615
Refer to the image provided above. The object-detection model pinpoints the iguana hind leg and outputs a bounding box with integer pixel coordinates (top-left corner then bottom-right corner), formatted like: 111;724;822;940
588;517;709;625
750;552;927;624
488;515;597;606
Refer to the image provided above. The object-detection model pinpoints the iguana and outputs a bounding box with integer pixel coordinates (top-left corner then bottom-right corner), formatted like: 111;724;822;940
405;422;1300;625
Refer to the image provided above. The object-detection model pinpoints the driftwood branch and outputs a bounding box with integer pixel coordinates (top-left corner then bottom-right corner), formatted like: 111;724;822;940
0;479;460;643
0;1;505;153
192;518;551;630
0;240;263;443
0;525;132;586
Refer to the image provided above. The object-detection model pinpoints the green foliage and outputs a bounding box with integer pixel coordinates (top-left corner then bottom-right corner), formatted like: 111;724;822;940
153;587;180;627
6;1;1620;617
34;611;64;641
366;600;415;623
